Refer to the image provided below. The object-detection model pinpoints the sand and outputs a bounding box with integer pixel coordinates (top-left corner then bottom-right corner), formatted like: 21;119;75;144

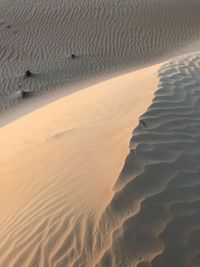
1;0;200;109
1;1;200;267
0;63;161;266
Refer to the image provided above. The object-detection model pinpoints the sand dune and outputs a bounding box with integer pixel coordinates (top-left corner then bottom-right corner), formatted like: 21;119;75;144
1;52;200;266
1;0;200;266
1;0;200;109
0;63;161;267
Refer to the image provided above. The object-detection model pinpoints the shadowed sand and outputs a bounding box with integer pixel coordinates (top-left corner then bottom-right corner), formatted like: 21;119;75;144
97;53;200;267
1;0;200;109
0;63;161;267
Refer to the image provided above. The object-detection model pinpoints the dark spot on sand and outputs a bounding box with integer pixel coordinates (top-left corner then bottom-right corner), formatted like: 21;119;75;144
21;90;31;98
139;119;147;128
25;70;33;78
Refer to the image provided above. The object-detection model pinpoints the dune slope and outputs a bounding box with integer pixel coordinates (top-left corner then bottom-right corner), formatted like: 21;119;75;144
0;63;161;267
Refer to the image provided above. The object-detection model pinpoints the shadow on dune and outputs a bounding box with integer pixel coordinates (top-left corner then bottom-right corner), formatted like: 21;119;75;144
95;53;200;267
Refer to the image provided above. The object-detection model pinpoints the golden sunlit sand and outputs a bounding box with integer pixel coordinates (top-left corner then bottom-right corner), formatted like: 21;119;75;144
0;64;161;217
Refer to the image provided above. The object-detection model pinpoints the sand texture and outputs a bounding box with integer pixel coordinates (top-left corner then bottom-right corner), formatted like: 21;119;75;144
1;0;200;266
1;0;200;109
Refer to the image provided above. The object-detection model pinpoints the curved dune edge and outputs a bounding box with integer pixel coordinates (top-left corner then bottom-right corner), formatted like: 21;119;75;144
0;63;161;266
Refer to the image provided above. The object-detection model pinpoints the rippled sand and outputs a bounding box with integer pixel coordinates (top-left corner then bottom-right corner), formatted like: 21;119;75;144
98;53;200;267
1;1;200;267
1;0;200;109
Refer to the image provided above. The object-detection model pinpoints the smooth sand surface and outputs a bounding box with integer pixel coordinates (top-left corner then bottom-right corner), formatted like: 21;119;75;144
0;63;161;266
1;0;200;109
